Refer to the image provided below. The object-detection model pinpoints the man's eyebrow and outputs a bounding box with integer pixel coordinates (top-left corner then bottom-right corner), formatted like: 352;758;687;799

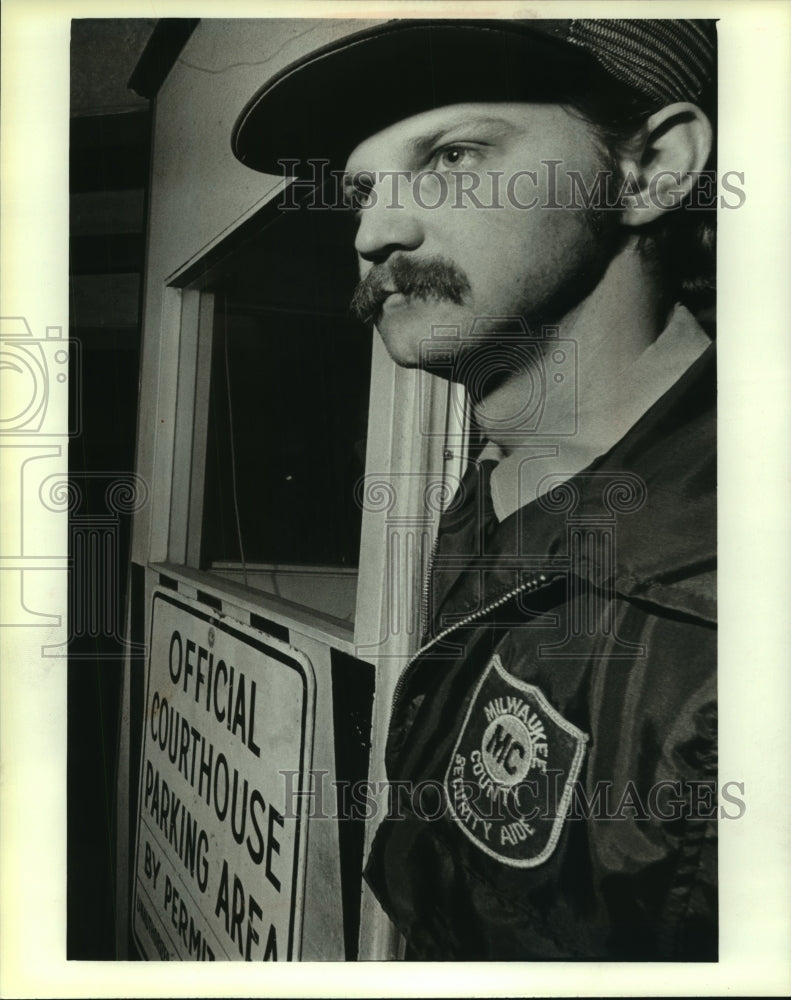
405;115;519;159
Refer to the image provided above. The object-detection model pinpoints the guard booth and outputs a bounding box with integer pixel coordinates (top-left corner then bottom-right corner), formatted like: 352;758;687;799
116;18;469;961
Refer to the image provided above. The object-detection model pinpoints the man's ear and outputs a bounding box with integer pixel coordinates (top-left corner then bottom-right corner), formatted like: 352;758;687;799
615;102;713;226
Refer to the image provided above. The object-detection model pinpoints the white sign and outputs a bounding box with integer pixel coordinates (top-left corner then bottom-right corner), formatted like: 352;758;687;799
132;591;314;960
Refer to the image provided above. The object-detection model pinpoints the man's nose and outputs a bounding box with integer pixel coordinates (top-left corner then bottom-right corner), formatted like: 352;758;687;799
353;178;424;263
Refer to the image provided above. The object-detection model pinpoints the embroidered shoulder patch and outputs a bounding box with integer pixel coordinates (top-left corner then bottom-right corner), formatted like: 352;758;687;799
445;653;588;868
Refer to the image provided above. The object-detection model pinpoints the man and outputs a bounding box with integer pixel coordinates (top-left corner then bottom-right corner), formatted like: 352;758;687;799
233;19;717;960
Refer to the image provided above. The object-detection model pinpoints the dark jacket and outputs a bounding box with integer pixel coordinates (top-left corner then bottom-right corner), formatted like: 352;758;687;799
364;344;717;960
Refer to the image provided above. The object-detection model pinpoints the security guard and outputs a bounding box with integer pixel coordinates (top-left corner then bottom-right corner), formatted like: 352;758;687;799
233;19;718;960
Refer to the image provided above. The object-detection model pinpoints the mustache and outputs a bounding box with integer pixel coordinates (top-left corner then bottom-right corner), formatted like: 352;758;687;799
350;255;471;325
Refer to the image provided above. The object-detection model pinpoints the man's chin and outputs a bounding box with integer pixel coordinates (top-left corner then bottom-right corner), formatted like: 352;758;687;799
374;323;422;369
375;334;469;382
375;302;472;370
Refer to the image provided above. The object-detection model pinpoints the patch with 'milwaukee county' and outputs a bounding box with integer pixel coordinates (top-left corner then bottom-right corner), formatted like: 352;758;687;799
445;654;588;867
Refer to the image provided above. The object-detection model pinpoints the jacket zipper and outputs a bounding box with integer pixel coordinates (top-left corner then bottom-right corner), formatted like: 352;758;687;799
419;533;440;639
389;571;563;732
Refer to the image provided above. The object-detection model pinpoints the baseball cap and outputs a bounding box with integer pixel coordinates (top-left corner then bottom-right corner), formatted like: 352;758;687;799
232;19;716;175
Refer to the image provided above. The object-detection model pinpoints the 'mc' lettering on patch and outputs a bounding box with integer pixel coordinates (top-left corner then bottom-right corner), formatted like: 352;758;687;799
445;654;588;867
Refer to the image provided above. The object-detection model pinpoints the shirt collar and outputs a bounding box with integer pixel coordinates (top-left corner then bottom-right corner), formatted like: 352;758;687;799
477;304;712;522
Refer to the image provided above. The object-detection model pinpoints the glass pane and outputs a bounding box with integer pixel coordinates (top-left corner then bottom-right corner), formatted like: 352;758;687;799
199;199;370;618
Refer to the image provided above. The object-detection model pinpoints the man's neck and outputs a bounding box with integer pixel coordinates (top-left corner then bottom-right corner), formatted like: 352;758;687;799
473;239;671;455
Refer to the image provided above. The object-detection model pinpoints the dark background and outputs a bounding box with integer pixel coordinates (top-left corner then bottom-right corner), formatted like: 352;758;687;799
68;19;155;959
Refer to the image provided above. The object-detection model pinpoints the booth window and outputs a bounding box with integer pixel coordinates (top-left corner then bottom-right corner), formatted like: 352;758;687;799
193;196;370;623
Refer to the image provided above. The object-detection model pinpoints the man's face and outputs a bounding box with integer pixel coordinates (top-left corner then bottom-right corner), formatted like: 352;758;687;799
345;102;618;371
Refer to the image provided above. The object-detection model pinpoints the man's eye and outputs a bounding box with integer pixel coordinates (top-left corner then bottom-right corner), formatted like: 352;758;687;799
432;145;479;171
345;188;373;212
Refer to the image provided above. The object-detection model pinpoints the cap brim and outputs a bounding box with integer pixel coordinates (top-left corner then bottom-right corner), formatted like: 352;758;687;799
232;19;603;176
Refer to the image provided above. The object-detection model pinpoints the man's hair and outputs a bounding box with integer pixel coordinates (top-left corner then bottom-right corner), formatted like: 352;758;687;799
566;77;717;317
